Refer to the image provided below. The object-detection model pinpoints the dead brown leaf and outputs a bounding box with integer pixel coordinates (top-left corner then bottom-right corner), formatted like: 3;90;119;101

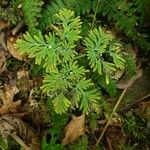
106;125;124;150
0;115;40;150
61;114;86;145
138;101;150;120
0;20;9;30
98;118;124;150
17;69;34;92
17;69;29;79
139;101;150;112
0;85;21;115
7;35;24;61
0;48;6;74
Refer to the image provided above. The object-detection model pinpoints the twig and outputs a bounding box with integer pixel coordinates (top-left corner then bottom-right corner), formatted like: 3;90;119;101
10;134;30;150
92;0;101;27
95;67;143;146
12;21;24;35
120;93;150;112
95;88;128;146
134;93;150;103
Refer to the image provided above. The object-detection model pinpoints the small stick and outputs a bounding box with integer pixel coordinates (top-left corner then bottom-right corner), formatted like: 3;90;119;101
11;21;24;35
134;93;150;103
95;88;127;146
92;0;101;27
120;93;150;111
95;68;143;145
10;134;30;150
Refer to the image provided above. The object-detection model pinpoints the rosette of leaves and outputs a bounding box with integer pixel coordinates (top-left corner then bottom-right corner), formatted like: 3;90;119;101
42;61;100;114
16;9;100;114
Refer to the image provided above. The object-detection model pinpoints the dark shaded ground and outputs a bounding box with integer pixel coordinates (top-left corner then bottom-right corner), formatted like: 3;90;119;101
120;66;150;111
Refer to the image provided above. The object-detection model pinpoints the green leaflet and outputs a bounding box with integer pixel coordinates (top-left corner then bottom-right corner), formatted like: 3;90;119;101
16;32;59;72
80;89;100;113
71;78;100;114
84;27;125;83
42;62;86;93
53;93;71;114
55;9;82;43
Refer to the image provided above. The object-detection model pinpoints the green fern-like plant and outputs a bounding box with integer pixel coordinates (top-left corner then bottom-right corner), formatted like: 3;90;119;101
84;27;125;84
68;135;88;150
91;0;138;37
92;0;150;50
39;0;92;30
21;0;43;34
16;9;101;114
135;0;149;25
0;134;8;150
9;0;44;34
37;0;150;52
40;0;138;37
42;136;64;150
16;8;126;114
17;9;82;73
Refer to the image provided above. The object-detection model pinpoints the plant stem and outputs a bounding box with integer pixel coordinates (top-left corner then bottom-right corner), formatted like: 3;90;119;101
92;0;101;27
10;134;30;150
95;88;128;146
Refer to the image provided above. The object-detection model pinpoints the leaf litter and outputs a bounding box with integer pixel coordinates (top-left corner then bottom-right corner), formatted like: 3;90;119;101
0;47;6;74
0;84;21;115
7;35;24;61
0;115;40;150
62;114;86;145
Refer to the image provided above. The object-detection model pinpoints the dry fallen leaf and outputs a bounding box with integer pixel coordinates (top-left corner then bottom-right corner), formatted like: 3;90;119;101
61;114;86;145
7;35;24;61
0;115;40;150
17;69;34;92
0;48;6;74
139;101;150;112
0;20;9;30
98;117;123;150
17;69;29;80
138;101;150;120
106;125;124;150
0;85;21;115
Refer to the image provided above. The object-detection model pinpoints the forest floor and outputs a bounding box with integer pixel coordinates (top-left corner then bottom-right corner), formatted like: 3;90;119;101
0;18;150;150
